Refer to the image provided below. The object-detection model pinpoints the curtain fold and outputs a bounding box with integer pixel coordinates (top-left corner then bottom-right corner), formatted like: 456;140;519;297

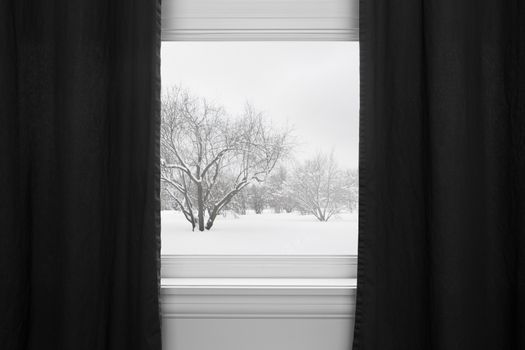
0;1;162;349
354;0;524;349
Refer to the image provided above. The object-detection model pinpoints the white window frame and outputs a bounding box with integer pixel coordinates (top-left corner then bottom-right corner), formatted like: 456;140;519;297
160;0;359;320
161;255;357;279
161;0;359;41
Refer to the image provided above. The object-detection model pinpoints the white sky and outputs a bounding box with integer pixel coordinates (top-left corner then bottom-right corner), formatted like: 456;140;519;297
161;42;359;169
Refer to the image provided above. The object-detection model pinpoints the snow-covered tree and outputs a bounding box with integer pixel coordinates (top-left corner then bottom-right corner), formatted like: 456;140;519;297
161;186;177;210
341;168;358;212
266;166;295;213
247;184;268;214
161;87;291;231
290;153;346;221
227;186;249;215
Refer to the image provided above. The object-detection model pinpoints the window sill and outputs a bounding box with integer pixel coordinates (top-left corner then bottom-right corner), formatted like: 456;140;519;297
160;255;357;319
161;255;358;279
161;278;356;319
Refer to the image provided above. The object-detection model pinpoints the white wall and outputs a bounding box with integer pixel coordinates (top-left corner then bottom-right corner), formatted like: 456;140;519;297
161;276;355;350
163;318;353;350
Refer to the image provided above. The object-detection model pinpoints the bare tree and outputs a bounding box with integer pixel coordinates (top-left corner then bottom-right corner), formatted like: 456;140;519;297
227;186;248;215
161;87;291;231
342;168;358;212
290;152;345;221
248;184;267;214
266;165;295;213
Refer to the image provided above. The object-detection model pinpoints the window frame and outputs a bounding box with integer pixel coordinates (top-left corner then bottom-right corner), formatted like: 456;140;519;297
161;0;359;42
161;255;357;279
160;0;359;298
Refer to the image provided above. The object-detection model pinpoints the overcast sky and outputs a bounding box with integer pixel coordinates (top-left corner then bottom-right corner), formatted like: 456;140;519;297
161;42;359;169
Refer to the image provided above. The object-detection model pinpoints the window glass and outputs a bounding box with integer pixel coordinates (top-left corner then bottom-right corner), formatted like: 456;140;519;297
161;42;359;255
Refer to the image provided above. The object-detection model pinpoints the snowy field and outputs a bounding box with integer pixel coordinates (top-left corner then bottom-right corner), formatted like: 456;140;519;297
161;210;358;255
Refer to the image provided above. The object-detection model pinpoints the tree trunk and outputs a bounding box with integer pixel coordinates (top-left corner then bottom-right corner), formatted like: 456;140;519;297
197;183;205;231
205;211;217;230
315;207;326;221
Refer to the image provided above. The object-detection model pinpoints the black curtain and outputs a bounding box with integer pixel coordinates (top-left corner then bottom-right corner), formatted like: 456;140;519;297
0;1;161;349
354;0;524;349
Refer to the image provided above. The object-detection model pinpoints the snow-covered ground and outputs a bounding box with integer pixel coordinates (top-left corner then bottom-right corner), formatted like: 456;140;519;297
161;210;358;255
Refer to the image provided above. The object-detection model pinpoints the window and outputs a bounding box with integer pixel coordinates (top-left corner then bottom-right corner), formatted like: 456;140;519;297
160;0;358;296
161;42;359;258
160;3;359;349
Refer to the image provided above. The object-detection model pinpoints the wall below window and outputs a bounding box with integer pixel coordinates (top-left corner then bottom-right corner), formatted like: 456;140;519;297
163;318;353;350
161;277;355;350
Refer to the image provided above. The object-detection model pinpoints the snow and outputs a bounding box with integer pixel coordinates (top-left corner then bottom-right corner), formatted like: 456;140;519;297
161;210;358;255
